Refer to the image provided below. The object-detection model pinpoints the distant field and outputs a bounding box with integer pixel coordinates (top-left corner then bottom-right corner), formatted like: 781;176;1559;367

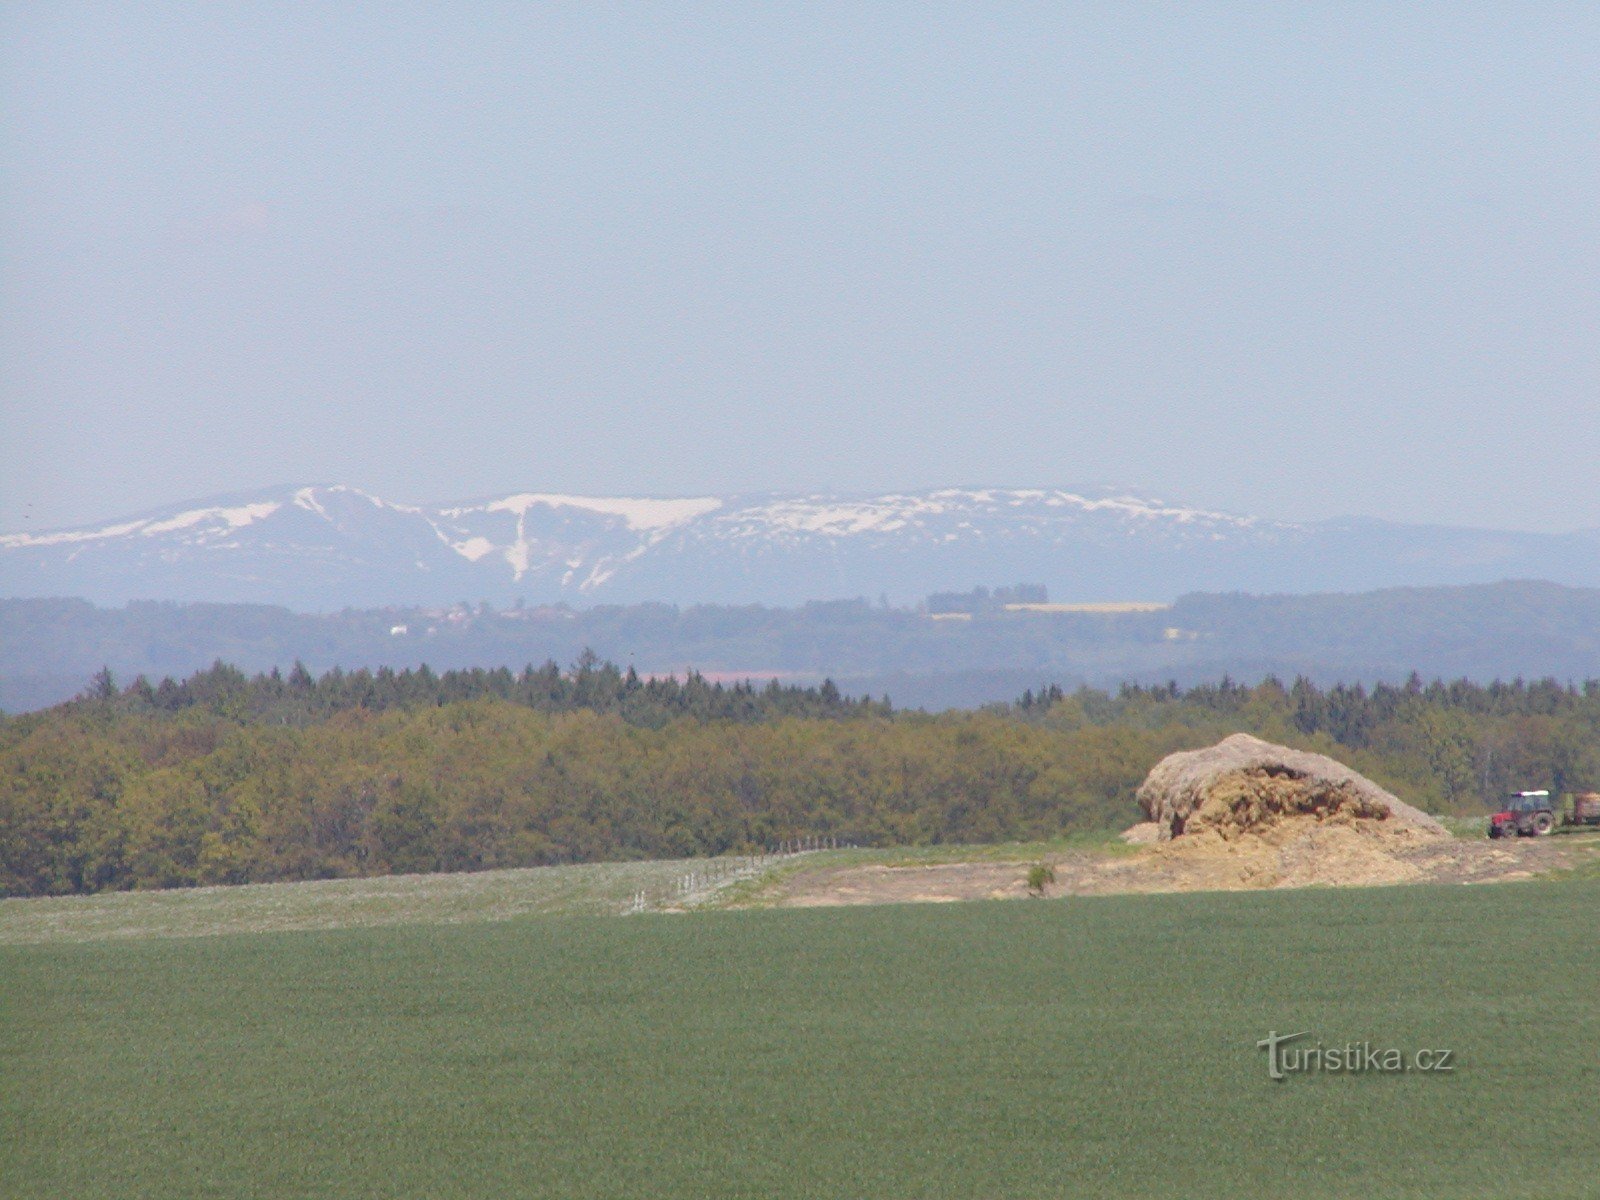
0;856;750;943
1002;600;1172;613
4;879;1597;1199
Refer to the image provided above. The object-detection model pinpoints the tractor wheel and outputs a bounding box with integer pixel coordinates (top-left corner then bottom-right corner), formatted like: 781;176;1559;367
1532;811;1555;836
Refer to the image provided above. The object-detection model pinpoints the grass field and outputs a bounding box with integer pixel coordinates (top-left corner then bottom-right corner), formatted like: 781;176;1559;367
0;838;1126;943
0;855;761;944
5;878;1597;1198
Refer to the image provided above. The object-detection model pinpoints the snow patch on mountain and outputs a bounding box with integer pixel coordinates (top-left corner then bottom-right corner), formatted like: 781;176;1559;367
292;488;330;519
701;488;1264;542
741;498;917;536
293;484;421;518
474;493;723;531
0;501;283;548
451;536;497;562
420;492;726;580
143;501;282;537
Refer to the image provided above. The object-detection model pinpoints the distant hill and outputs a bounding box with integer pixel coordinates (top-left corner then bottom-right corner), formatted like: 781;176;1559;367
3;484;1597;610
4;580;1598;712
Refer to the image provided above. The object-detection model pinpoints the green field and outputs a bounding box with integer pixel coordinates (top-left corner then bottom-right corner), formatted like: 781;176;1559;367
0;855;745;944
4;880;1596;1199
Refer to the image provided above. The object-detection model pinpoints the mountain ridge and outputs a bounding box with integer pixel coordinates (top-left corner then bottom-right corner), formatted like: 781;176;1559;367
3;483;1596;610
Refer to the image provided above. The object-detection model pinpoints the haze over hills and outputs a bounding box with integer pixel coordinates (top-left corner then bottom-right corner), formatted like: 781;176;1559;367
4;580;1599;714
2;484;1597;611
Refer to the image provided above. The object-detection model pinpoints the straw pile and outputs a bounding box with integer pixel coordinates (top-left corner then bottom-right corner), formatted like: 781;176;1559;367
1136;733;1447;842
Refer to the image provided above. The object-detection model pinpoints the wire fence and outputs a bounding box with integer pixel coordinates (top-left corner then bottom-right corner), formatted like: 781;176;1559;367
622;834;854;913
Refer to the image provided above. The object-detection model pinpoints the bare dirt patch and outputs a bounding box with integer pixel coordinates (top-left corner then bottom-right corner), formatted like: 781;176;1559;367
779;862;1038;907
769;836;1598;908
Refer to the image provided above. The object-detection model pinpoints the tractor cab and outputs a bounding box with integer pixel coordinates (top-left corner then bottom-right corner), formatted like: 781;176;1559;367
1489;790;1555;839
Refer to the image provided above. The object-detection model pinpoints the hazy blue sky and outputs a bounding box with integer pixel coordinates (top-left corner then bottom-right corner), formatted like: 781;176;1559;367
4;3;1597;533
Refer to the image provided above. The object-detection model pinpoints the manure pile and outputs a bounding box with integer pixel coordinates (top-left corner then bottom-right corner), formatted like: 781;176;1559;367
1128;733;1450;889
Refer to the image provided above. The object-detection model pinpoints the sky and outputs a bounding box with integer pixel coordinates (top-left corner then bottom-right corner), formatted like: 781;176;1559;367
3;3;1597;534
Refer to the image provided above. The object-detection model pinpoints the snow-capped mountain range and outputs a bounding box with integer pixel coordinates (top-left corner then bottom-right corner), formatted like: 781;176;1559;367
2;484;1596;610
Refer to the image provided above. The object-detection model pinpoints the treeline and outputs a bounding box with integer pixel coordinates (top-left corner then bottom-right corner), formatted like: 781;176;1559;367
927;583;1049;614
75;656;886;727
1;700;1157;899
2;663;1598;898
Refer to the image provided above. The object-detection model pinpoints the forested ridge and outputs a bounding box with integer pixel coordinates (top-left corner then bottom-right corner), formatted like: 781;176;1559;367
3;659;1598;897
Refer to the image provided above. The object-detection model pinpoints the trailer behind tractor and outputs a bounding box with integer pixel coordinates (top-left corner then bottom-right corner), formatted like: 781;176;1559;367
1489;791;1600;839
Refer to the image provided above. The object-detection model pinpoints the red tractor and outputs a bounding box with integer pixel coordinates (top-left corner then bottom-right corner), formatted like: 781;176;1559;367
1489;790;1600;839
